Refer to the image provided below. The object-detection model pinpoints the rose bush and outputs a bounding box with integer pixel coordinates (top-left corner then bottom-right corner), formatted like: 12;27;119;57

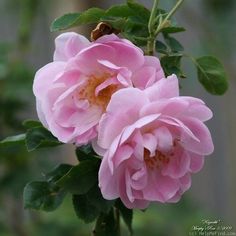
33;32;164;145
96;75;214;209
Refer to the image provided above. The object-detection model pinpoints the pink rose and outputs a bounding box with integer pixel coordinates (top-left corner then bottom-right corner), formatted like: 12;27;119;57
97;75;214;209
33;32;164;145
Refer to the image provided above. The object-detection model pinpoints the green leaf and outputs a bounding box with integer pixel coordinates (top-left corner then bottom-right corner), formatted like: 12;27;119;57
122;17;149;46
161;55;185;78
195;56;228;95
75;144;97;162
156;40;168;54
72;194;100;223
164;35;184;52
161;26;185;34
93;209;120;236
25;127;62;151
56;159;100;195
72;184;114;223
0;134;26;147
100;16;127;30
23;181;66;211
126;2;150;21
116;199;133;235
105;4;135;18
87;184;114;214
72;195;99;223
22;119;42;128
51;13;80;31
51;8;105;31
45;164;73;183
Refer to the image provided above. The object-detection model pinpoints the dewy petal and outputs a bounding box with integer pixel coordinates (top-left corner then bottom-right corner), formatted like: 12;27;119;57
97;88;149;149
145;74;179;102
54;32;90;61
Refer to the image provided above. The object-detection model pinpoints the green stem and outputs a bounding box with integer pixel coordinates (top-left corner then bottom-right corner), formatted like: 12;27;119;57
147;0;185;55
148;0;159;35
155;0;184;35
146;39;155;56
147;0;160;55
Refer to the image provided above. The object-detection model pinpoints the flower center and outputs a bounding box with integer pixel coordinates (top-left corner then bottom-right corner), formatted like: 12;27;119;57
78;74;119;110
144;149;170;170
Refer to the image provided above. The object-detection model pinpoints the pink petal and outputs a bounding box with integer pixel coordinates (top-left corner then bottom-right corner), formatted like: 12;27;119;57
153;126;173;152
74;44;116;74
104;41;145;71
142;133;157;156
140;98;189;118
92;139;106;156
36;100;48;128
167;174;191;203
143;56;165;83
118;171;149;209
54;32;90;61
189;152;205;173
132;66;157;89
158;116;200;142
113;145;134;168
143;171;179;202
33;62;66;99
179;173;192;192
145;74;179;101
179;117;214;155
75;127;97;145
181;97;213;122
119;114;161;145
131;166;148;190
161;148;190;178
97;88;149;149
95;76;118;96
97;60;132;87
99;154;120;200
95;33;122;43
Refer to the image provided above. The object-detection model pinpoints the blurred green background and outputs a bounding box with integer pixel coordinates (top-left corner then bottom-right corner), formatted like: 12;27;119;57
0;0;235;235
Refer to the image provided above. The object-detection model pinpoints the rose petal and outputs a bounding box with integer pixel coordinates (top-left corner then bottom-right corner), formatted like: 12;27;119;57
54;32;90;61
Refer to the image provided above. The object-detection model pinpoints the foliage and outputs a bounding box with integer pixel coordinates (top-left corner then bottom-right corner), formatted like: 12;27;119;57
0;0;230;235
